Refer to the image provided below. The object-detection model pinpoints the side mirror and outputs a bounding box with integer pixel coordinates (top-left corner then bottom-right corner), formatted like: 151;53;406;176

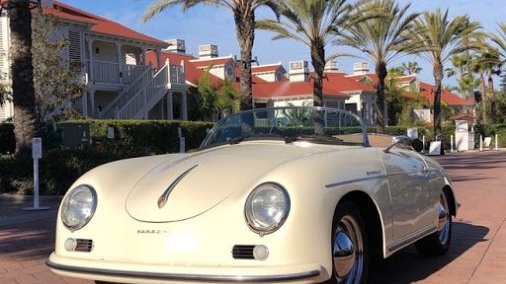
384;135;414;153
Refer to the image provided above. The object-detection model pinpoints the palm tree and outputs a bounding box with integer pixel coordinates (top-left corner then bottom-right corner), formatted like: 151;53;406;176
407;9;481;138
256;0;353;107
5;0;38;155
401;61;422;75
338;0;418;133
491;23;506;64
143;0;278;111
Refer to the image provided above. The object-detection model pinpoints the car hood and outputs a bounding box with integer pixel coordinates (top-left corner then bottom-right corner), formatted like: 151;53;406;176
125;142;332;223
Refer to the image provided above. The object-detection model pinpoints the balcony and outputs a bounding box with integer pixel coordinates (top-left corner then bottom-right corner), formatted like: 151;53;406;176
87;60;185;85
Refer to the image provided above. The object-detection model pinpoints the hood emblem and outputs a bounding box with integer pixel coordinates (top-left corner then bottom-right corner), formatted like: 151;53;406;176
158;165;198;209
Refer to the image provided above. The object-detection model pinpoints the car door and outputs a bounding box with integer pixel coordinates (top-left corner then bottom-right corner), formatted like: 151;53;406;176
382;148;434;242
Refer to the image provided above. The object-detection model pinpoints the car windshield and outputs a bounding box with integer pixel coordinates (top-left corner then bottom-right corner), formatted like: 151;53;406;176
200;107;369;149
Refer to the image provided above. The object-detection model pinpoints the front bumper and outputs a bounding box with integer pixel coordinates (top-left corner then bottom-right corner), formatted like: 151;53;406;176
47;253;322;284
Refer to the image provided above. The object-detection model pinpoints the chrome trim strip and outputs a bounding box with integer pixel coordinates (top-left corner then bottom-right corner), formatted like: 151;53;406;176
157;164;198;209
46;260;321;282
387;225;437;252
325;175;387;189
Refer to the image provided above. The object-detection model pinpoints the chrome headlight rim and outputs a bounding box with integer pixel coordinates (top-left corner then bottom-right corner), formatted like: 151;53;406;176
244;182;290;235
61;184;97;231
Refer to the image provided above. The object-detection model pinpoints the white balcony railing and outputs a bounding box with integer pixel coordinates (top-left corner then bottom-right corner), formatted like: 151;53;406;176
87;60;154;84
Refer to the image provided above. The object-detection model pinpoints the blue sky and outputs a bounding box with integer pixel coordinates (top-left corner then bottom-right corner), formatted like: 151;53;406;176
63;0;505;87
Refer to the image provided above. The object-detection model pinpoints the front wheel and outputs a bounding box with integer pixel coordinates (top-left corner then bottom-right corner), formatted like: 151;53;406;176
326;201;368;284
415;191;452;256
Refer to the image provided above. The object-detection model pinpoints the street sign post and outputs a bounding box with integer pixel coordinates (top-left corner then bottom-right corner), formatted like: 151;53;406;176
23;138;50;211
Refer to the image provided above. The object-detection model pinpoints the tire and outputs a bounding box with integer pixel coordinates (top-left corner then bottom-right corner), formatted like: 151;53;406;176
415;191;452;256
325;201;369;284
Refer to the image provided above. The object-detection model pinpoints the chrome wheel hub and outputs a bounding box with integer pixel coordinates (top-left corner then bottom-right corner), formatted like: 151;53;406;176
437;193;450;244
333;215;364;283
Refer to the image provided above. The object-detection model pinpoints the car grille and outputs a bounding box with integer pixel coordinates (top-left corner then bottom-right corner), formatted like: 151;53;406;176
75;239;93;252
232;245;255;259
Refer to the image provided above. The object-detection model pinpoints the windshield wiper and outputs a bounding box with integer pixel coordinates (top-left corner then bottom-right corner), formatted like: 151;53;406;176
284;134;343;144
229;133;286;145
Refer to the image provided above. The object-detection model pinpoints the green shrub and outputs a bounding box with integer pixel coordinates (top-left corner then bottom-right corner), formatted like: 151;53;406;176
474;123;506;148
60;120;213;155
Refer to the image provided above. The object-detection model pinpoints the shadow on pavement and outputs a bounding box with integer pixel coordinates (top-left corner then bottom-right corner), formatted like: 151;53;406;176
370;221;489;283
0;218;56;260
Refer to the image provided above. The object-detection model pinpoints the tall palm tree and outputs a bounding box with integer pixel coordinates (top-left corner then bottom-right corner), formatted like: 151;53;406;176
407;9;481;138
491;23;506;64
256;0;353;107
143;0;278;111
5;0;38;155
338;0;418;133
401;61;422;75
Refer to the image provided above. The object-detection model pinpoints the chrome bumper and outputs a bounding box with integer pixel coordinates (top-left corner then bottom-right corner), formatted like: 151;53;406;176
46;259;321;283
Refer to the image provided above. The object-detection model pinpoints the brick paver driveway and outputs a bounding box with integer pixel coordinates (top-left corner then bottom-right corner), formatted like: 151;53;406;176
1;151;505;284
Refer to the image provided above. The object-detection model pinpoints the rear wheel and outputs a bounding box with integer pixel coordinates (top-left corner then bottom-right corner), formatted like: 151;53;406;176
415;191;452;256
326;201;368;284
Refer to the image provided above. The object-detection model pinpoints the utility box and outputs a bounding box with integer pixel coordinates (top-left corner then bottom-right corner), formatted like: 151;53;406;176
62;123;90;148
453;115;475;151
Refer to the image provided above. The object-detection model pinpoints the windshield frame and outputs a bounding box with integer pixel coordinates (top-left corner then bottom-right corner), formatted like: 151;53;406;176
199;106;370;149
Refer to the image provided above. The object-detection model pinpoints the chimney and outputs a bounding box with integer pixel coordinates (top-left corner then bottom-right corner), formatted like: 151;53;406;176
289;60;309;82
325;60;340;73
165;39;186;53
353;62;369;75
199;44;218;59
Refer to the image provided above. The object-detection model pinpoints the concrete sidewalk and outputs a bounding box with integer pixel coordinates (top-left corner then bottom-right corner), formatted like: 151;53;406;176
1;151;506;283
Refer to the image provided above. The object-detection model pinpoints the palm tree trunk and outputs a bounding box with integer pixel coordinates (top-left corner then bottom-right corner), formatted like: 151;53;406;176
310;39;325;107
235;8;254;110
488;72;495;96
433;61;443;139
375;61;387;134
9;1;37;156
479;73;488;123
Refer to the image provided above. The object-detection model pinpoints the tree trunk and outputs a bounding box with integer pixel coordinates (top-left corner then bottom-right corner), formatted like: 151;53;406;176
234;7;254;111
479;73;488;124
9;1;37;156
433;61;443;140
375;61;387;134
310;39;325;107
488;72;495;96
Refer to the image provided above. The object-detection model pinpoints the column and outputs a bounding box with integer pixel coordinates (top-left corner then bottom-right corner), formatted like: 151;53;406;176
167;90;174;120
141;47;147;66
89;89;96;117
116;43;123;83
182;92;188;120
82;90;88;118
87;37;94;83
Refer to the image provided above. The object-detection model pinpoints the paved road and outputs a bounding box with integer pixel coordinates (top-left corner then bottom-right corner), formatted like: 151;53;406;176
1;151;505;284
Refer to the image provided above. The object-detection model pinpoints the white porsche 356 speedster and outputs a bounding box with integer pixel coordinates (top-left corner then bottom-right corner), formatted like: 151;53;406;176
47;107;456;284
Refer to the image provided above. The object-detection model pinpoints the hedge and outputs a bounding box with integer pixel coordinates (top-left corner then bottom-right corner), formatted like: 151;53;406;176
0;123;15;154
60;120;214;155
474;124;506;149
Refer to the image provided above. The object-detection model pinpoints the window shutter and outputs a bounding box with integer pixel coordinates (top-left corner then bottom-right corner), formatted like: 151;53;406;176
68;30;82;73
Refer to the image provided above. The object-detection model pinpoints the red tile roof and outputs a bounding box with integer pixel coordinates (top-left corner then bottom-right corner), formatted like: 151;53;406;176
419;82;475;106
324;72;375;93
451;114;476;120
189;57;233;68
44;1;167;46
251;64;284;74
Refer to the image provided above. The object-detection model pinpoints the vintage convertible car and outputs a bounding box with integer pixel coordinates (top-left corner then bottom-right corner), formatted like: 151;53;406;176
47;107;456;284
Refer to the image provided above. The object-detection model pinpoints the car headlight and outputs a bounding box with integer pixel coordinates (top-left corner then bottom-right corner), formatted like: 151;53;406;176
61;185;97;231
245;183;290;235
